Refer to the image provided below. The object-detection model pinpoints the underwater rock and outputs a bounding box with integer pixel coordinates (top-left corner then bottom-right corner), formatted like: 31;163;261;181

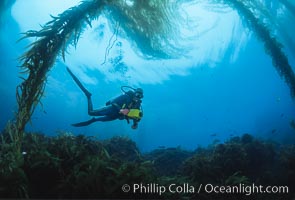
144;147;193;176
241;133;253;144
103;136;141;162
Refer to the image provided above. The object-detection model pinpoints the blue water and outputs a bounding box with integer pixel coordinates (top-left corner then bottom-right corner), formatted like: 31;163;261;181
1;1;295;152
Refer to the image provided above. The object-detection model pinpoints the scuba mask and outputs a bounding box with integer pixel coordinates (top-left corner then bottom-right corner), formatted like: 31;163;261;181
134;88;144;99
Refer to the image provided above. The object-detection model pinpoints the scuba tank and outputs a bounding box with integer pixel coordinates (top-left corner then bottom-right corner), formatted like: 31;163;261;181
121;85;136;94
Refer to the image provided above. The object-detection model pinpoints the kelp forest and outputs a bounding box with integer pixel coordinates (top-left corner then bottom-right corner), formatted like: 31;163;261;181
0;0;295;199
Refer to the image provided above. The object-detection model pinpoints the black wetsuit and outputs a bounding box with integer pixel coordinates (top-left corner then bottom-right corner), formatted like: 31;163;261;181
66;67;142;127
87;91;142;124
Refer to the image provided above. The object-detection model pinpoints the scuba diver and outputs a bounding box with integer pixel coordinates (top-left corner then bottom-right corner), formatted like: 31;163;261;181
66;67;143;129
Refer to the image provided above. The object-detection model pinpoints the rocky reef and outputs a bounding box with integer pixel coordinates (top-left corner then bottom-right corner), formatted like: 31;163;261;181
0;132;294;199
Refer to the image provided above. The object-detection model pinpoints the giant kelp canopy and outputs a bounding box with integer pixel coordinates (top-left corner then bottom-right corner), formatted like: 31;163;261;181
6;0;295;151
105;0;184;58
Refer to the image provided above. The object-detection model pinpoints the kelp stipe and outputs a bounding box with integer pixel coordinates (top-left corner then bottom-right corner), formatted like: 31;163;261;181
14;0;105;147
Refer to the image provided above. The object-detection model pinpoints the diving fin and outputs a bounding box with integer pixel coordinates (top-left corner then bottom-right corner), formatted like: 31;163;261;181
66;67;92;98
72;117;99;127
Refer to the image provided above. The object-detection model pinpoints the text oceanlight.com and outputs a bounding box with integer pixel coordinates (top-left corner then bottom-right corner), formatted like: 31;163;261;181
121;183;289;196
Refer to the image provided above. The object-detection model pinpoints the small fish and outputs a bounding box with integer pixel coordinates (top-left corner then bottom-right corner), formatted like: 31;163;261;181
280;113;284;117
158;146;166;149
210;133;217;137
22;151;27;155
